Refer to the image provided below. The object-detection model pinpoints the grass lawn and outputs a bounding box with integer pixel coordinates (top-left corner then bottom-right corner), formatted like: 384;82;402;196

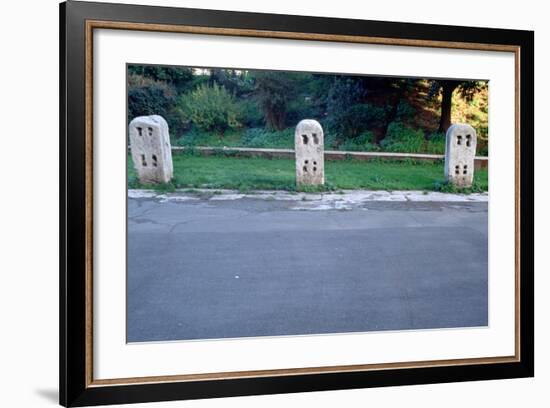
128;153;488;193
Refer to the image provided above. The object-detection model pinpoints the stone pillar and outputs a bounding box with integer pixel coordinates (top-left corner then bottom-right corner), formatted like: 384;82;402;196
295;119;324;186
129;115;173;184
444;123;477;188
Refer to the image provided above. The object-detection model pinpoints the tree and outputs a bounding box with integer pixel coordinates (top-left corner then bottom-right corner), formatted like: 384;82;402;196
253;72;296;130
430;80;484;133
127;64;194;92
127;74;179;133
366;78;412;142
209;69;255;97
325;76;411;143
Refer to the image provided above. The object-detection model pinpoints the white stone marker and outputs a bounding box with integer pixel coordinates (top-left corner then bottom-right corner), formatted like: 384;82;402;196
444;123;477;188
129;115;173;184
295;119;324;186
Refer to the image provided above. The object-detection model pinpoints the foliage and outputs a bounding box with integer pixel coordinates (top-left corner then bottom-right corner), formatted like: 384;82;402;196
395;100;416;122
286;96;324;126
434;180;487;194
380;122;426;153
127;65;490;156
127;74;180;134
209;68;255;96
253;71;297;130
424;132;446;155
128;65;194;91
338;131;380;152
241;128;294;148
171;126;457;157
239;99;264;127
428;80;487;133
451;84;489;155
325;77;368;133
178;83;242;133
334;104;388;139
172;127;214;146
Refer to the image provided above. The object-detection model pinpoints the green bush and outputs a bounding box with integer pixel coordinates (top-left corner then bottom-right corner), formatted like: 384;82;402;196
395;100;416;122
128;65;194;92
254;71;297;130
424;132;446;154
286;97;324;126
127;74;180;134
434;180;486;194
241;128;294;148
330;103;387;138
323;129;339;150
239;99;264;127
338;131;380;152
381;122;425;153
172;127;211;146
178;83;242;132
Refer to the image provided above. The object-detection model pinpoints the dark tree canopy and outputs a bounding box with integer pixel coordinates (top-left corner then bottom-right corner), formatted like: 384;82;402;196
253;71;297;130
429;80;487;133
127;64;489;156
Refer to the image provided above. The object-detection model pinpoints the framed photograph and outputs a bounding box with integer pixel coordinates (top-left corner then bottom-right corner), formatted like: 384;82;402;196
60;0;534;406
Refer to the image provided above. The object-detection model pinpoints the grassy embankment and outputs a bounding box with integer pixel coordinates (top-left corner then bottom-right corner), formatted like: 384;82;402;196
128;152;488;193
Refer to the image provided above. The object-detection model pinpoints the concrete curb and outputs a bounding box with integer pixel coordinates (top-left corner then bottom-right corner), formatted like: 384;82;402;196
128;189;488;203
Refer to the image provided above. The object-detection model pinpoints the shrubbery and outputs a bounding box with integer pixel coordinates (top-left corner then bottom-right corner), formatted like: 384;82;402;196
241;128;294;148
127;65;489;156
333;104;387;139
128;65;194;91
395;101;416;122
239;99;264;128
178;83;242;133
424;132;446;155
172;128;211;146
338;131;380;152
380;122;426;153
127;74;180;134
254;71;296;130
325;77;387;138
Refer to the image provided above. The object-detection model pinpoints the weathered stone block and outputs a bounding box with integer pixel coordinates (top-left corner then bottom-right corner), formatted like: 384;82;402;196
129;115;173;184
295;119;324;186
444;123;477;188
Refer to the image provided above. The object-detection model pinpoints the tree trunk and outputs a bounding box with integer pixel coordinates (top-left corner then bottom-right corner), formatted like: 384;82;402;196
265;105;286;131
377;93;400;143
438;81;459;133
377;84;406;144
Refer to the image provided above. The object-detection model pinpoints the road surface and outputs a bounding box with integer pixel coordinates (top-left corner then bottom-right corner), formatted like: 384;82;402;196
127;191;488;342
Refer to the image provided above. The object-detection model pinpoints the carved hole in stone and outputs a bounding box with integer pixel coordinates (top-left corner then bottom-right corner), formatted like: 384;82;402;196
301;134;309;144
304;160;309;164
457;135;462;145
463;164;468;175
455;165;460;175
313;166;317;172
141;154;147;167
147;127;153;136
313;161;317;165
137;127;143;136
312;133;319;144
303;166;308;173
466;134;471;147
152;154;158;167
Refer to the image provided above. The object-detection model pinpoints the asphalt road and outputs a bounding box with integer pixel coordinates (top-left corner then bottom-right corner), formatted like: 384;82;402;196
127;193;488;342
